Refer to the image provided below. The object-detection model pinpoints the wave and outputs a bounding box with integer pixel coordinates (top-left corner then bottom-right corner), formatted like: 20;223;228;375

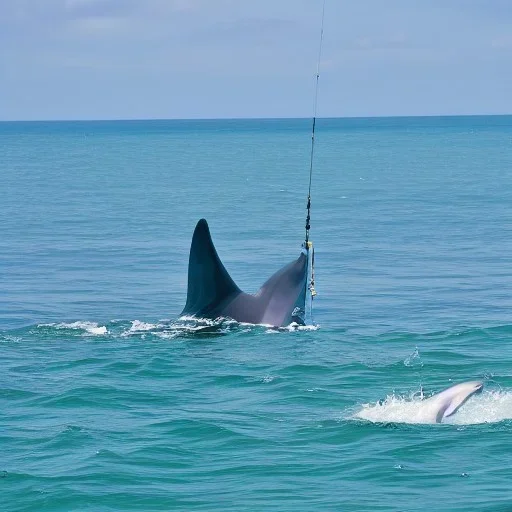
39;321;108;336
1;316;318;341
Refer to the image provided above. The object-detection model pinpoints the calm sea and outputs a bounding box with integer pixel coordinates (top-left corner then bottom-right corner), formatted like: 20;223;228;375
2;116;512;511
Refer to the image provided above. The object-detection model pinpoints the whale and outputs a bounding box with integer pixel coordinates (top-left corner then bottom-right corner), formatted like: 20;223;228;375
420;381;484;423
180;219;313;327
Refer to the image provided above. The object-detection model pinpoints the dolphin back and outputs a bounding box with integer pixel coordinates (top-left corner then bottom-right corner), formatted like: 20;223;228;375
429;381;484;423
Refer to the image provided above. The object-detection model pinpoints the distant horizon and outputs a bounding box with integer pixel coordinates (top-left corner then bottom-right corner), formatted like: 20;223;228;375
2;112;512;123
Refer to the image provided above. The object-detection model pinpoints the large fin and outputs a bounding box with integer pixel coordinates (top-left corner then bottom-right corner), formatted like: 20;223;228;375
181;219;309;326
181;219;241;317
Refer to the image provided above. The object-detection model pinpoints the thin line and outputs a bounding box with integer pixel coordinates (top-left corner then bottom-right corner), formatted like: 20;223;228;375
305;0;326;243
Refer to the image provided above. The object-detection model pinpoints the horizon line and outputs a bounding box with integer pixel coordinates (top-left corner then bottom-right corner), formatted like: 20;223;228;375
1;113;512;123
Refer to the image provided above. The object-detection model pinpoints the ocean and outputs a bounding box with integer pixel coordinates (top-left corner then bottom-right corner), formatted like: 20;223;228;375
2;116;512;511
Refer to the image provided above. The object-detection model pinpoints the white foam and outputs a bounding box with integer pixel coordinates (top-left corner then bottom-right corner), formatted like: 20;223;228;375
265;322;319;333
353;389;512;425
180;316;318;332
128;320;162;332
154;331;180;340
178;315;225;326
445;390;512;425
284;322;319;332
86;325;107;335
0;335;22;343
41;321;108;336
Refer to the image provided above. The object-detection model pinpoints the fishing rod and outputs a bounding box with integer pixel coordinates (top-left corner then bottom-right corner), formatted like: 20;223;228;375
302;0;326;324
305;0;326;246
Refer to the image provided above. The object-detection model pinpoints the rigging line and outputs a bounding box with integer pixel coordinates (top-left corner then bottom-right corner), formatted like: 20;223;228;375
305;0;326;244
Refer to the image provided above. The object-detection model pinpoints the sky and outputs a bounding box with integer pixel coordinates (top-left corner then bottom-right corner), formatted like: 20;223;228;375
1;0;512;120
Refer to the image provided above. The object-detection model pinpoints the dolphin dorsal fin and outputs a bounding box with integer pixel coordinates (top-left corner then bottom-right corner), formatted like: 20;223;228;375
181;219;241;317
442;394;468;419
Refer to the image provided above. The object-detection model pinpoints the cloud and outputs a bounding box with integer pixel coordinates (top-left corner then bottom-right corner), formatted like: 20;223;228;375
433;0;512;20
352;33;410;51
67;15;130;35
2;0;512;120
491;35;512;49
0;0;202;31
205;17;299;40
64;0;136;19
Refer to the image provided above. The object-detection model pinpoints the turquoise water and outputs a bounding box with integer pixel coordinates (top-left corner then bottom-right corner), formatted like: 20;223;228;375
2;116;512;510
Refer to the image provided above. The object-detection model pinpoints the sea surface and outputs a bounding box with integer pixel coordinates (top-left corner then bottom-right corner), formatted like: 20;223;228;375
2;116;512;511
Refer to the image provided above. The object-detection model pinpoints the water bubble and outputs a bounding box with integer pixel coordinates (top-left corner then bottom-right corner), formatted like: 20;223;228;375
404;347;423;368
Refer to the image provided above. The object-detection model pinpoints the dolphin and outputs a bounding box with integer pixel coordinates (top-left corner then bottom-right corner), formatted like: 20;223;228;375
180;219;311;327
421;381;484;423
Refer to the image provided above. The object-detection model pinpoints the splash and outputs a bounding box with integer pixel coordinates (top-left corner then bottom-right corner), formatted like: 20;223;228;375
127;320;164;333
403;346;423;368
119;316;242;339
353;388;512;425
39;321;108;336
265;322;319;334
9;316;317;342
176;316;318;335
281;322;319;332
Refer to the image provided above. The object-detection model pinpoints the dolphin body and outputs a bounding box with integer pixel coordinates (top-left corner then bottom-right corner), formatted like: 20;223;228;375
421;381;484;423
181;219;309;327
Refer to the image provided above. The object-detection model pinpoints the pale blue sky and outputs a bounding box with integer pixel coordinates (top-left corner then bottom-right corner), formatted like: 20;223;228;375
2;0;512;120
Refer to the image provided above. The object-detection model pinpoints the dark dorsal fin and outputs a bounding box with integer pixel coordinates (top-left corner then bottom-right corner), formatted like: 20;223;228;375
181;219;241;317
